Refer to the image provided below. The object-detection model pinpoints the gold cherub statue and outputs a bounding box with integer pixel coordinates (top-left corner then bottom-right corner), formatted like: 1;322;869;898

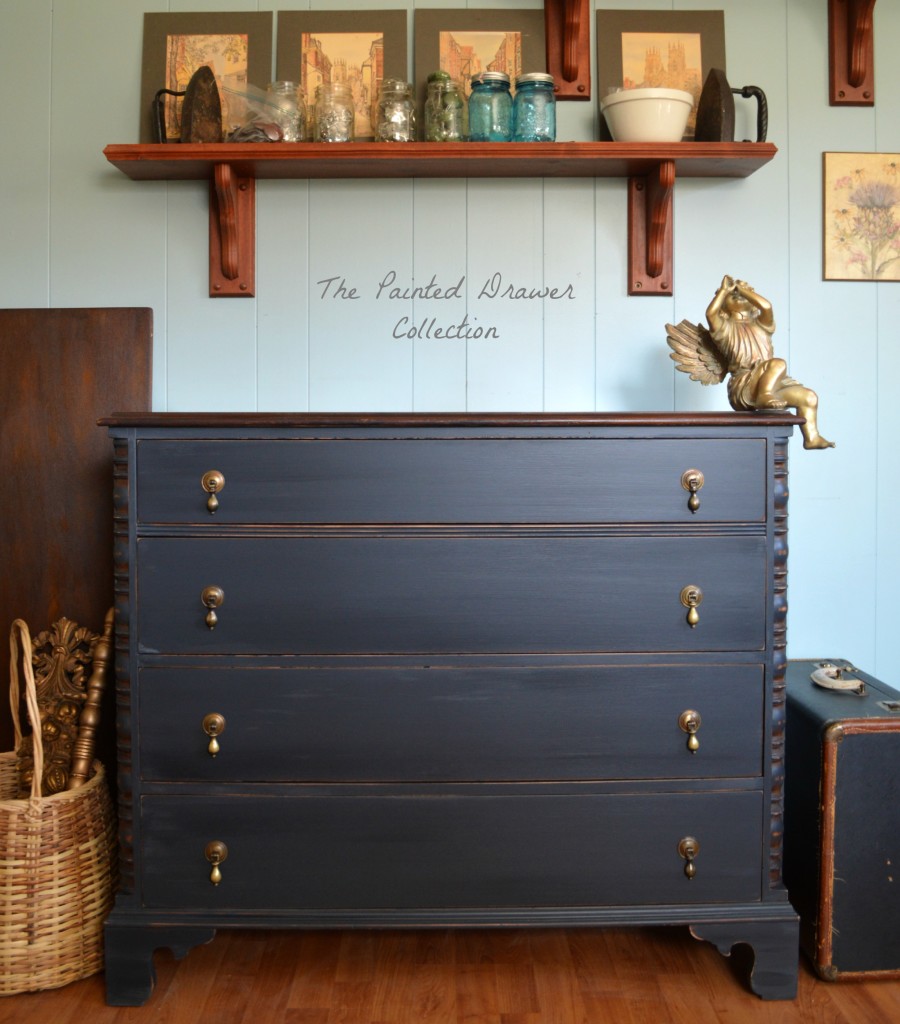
666;276;834;450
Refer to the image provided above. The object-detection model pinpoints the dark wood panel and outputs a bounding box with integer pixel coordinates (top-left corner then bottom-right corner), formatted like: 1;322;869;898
139;790;763;910
0;308;151;756
135;437;766;524
136;535;767;655
138;662;765;783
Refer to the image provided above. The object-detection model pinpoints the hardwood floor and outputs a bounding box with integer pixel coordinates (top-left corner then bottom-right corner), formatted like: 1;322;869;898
1;927;899;1023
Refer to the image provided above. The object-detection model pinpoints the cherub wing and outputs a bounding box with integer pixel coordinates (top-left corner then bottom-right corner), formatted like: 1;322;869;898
665;320;728;386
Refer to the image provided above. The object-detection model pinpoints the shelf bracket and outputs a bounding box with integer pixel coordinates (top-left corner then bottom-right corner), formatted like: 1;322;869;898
209;163;256;297
544;0;591;99
628;161;675;296
829;0;876;105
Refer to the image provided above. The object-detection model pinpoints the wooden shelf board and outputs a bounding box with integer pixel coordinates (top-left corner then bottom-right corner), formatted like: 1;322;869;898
104;141;777;183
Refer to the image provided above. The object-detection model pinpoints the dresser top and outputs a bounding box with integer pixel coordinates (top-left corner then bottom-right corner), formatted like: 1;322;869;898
100;411;803;429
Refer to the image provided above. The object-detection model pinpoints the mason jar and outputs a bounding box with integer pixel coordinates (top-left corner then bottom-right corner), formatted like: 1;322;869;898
265;81;307;142
375;78;416;142
313;82;354;142
467;71;512;142
513;72;556;142
424;70;466;141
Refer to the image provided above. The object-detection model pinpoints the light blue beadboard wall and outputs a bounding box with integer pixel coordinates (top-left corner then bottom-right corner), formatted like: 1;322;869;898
1;0;898;677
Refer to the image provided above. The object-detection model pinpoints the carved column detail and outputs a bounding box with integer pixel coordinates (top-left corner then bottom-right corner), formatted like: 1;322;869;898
770;435;790;890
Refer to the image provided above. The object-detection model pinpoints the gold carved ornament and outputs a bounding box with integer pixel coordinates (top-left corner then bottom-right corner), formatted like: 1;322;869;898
666;276;834;451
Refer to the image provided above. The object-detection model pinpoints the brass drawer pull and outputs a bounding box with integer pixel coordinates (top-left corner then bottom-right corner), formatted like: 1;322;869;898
205;840;228;885
201;470;225;513
681;468;704;513
202;713;226;756
201;586;225;629
678;709;702;753
678;836;700;880
680;585;703;627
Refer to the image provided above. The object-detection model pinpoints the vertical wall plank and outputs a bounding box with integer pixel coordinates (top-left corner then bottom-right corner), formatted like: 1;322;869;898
0;1;52;308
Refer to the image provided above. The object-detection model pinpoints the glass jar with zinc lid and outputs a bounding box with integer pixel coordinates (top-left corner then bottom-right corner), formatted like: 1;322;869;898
513;72;556;142
424;70;466;141
467;71;512;142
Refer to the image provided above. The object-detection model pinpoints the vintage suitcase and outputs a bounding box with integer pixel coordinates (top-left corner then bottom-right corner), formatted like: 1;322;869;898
784;658;900;979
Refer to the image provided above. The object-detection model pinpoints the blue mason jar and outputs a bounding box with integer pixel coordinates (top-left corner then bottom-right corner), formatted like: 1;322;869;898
468;71;512;142
513;72;556;142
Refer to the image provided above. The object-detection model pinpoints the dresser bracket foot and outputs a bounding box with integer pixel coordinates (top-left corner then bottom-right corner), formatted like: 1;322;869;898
104;923;217;1006
689;918;799;1000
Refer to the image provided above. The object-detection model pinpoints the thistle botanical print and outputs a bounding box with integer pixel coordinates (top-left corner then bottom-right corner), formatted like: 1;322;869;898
824;152;900;281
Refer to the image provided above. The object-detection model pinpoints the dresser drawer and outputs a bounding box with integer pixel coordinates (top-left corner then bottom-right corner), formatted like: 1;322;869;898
139;663;764;783
139;790;763;910
137;535;767;655
135;438;766;525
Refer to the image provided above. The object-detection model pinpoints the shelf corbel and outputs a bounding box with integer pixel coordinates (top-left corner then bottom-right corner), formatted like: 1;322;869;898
544;0;591;99
628;160;675;296
829;0;877;105
209;162;256;297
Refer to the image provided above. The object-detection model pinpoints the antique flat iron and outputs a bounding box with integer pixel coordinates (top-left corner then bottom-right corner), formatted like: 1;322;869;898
695;68;768;143
152;64;223;143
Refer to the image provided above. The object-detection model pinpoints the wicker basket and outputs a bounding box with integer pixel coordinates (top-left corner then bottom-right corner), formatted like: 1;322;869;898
0;620;118;995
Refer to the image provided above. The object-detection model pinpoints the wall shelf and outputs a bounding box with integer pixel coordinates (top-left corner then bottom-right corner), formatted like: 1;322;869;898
103;141;777;298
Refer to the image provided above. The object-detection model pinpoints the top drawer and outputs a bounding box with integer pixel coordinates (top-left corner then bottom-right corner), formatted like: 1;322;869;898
135;438;766;525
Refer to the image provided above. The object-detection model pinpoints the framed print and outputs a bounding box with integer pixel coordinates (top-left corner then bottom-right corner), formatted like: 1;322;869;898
824;152;900;281
414;9;546;109
596;10;725;140
276;10;408;142
140;12;273;143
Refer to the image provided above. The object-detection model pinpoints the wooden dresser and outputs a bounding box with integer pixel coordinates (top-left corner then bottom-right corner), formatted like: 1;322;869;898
101;413;800;1004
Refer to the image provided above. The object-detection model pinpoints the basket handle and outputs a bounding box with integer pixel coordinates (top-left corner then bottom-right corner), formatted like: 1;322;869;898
9;619;44;805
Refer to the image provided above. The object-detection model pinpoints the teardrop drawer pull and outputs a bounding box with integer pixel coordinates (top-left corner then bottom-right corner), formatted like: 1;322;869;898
205;840;228;885
678;709;702;753
202;713;226;756
681;469;704;513
201;470;225;513
678;836;700;880
679;585;703;627
201;586;225;629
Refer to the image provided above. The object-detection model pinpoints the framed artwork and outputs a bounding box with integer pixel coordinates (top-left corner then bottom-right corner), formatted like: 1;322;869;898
824;152;900;282
596;10;725;140
414;8;546;109
140;12;273;142
276;10;408;141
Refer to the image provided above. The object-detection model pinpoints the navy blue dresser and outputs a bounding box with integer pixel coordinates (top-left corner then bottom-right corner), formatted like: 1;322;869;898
101;413;800;1004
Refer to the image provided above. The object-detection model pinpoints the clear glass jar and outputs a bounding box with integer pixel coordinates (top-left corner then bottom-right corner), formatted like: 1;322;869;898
265;81;307;142
375;78;416;142
424;71;466;141
313;82;354;143
467;71;512;142
513;72;556;142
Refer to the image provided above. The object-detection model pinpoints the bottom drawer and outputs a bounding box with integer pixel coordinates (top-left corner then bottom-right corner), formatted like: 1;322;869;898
140;790;763;910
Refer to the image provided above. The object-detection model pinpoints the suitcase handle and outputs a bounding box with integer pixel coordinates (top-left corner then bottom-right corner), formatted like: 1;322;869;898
810;663;866;696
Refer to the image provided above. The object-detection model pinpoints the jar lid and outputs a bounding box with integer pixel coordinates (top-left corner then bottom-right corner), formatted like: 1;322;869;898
515;72;555;86
381;77;412;92
472;71;510;86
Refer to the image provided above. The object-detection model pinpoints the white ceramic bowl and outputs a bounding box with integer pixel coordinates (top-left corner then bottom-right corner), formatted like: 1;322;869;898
600;87;694;143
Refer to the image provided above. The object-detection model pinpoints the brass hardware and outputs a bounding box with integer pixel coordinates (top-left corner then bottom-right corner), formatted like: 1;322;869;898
678;709;702;753
201;586;225;629
205;840;228;885
201;470;225;513
681;469;705;513
679;585;703;627
678;836;700;880
202;713;226;756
